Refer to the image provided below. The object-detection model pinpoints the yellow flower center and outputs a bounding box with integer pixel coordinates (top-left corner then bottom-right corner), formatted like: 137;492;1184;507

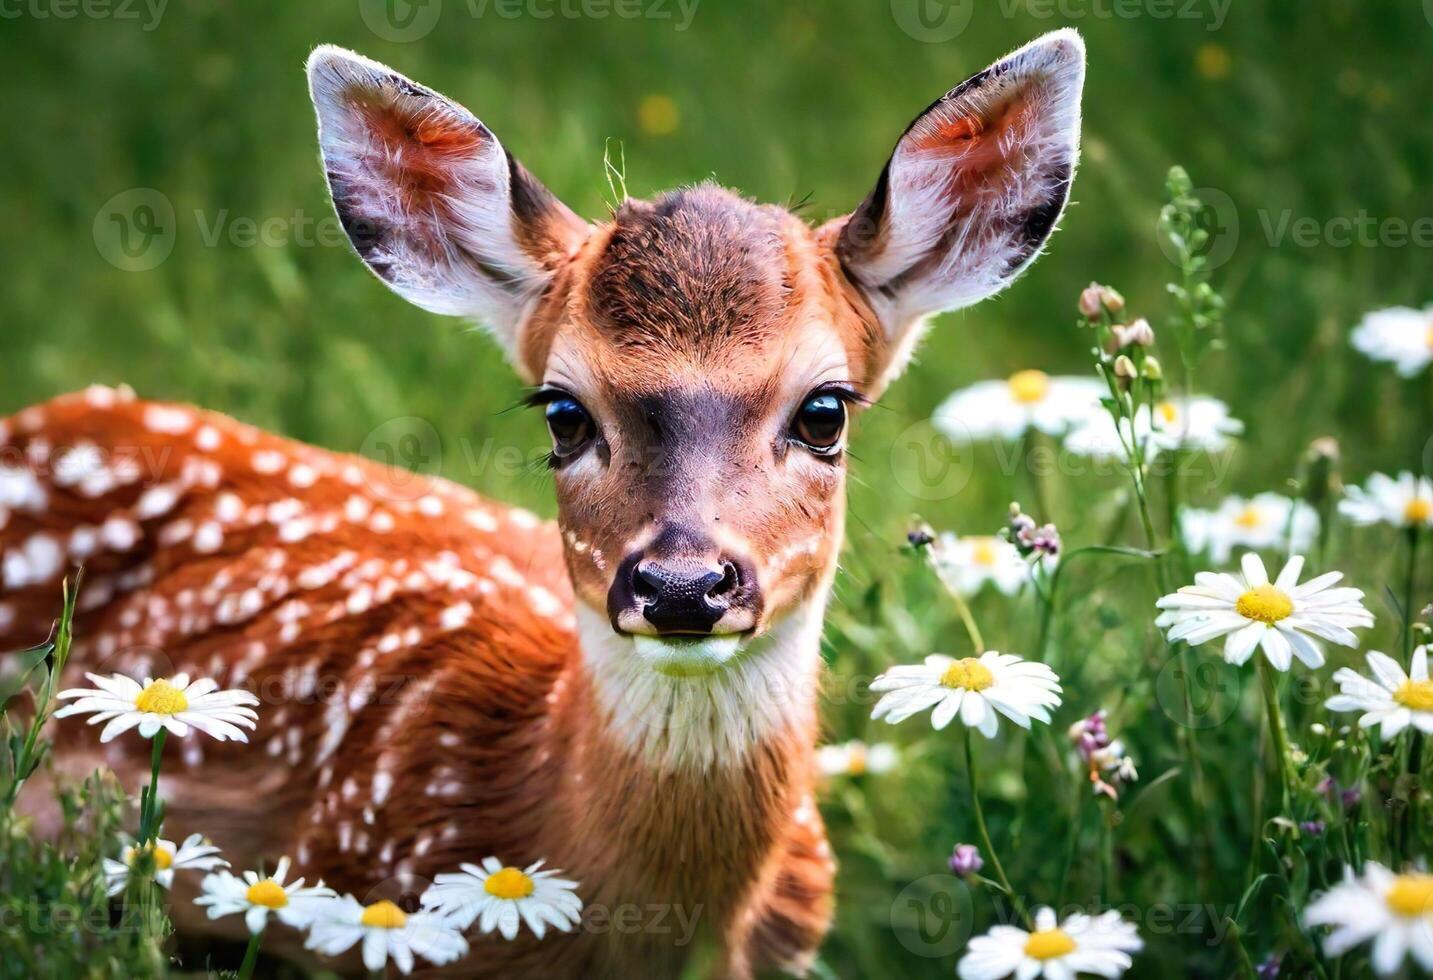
1008;370;1051;405
360;899;408;929
846;744;868;775
1235;585;1294;625
939;658;994;692
1234;506;1264;529
1395;679;1433;712
971;537;999;566
1386;874;1433;918
1157;401;1180;425
134;679;188;716
1406;498;1432;524
126;843;174;870
484;867;535;900
1426;321;1433;350
245;879;289;909
1024;927;1077;960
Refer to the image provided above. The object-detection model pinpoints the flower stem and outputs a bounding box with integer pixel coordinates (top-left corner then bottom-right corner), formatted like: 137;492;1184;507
1257;657;1294;812
962;728;1029;928
137;729;167;844
930;558;985;655
1404;525;1422;663
238;930;263;980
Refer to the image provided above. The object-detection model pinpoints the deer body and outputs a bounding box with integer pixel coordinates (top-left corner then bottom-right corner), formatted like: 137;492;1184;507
2;30;1084;977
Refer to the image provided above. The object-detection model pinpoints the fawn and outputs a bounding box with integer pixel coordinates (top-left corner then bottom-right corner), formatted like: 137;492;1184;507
0;29;1084;977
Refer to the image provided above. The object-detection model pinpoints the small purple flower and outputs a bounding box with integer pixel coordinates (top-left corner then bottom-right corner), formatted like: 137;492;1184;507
1340;787;1362;811
1315;775;1336;800
1256;953;1281;979
1299;820;1326;837
948;844;984;877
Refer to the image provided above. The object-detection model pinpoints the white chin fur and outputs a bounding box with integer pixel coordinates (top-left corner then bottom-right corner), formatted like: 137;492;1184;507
632;633;743;677
576;603;825;770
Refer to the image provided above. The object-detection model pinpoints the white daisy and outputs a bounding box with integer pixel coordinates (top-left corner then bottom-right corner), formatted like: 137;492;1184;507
1340;471;1433;530
1155;554;1374;671
56;672;259;742
1065;396;1242;459
933;372;1104;442
1326;647;1433;739
957;905;1143;979
194;856;337;934
305;895;468;974
103;833;227;897
816;740;899;778
1145;396;1243;453
930;532;1033;597
420;857;583;940
1350;305;1433;377
870;651;1062;739
1181;493;1320;563
1304;862;1433;975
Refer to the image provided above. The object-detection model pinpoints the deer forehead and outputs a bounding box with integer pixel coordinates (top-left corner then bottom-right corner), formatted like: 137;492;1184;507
526;186;879;394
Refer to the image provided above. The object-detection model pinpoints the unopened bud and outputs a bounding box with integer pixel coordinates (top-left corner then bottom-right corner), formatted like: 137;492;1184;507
948;843;984;877
1142;356;1163;381
1113;355;1137;380
1100;286;1125;314
1078;283;1104;318
907;522;935;550
1302;437;1343;507
1112;318;1156;349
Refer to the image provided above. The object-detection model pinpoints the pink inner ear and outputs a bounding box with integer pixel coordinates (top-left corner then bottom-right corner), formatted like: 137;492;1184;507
910;93;1041;199
345;84;491;219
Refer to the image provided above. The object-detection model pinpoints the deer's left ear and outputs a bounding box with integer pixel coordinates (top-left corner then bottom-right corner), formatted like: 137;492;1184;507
307;46;590;380
831;30;1085;377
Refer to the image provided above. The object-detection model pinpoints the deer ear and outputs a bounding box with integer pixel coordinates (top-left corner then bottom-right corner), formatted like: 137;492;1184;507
834;30;1085;374
307;46;588;377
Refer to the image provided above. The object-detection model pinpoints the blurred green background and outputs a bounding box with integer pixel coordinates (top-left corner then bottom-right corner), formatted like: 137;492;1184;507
2;1;1431;976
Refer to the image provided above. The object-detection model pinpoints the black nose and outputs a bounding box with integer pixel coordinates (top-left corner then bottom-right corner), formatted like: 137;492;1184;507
606;526;762;636
633;557;740;633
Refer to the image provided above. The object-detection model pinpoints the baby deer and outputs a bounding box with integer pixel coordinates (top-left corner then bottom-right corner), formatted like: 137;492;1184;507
0;30;1084;977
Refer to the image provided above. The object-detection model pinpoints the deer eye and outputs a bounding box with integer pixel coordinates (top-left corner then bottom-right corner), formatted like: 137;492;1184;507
545;397;594;457
791;392;847;454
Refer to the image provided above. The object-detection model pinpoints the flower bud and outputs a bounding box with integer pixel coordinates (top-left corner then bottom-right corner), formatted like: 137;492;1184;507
1142;356;1163;381
948;844;984;877
1078;283;1104;318
1112;318;1155;349
1113;355;1137;380
1099;286;1125;313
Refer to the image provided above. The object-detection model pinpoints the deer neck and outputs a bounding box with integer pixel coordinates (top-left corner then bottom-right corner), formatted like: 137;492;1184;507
540;600;825;908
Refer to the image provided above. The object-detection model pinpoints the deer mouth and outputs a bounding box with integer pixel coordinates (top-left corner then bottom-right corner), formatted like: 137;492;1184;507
630;632;747;677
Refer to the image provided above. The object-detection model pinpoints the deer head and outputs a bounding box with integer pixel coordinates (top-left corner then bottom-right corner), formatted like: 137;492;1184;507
306;32;1084;757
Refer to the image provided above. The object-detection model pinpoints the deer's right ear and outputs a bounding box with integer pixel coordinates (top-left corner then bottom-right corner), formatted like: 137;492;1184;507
307;46;588;378
831;30;1085;386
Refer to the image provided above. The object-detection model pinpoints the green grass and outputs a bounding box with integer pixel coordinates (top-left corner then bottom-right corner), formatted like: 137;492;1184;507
1;2;1432;977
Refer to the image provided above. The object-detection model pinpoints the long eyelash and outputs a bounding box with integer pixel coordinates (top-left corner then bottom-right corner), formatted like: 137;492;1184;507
520;386;570;409
814;382;871;407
